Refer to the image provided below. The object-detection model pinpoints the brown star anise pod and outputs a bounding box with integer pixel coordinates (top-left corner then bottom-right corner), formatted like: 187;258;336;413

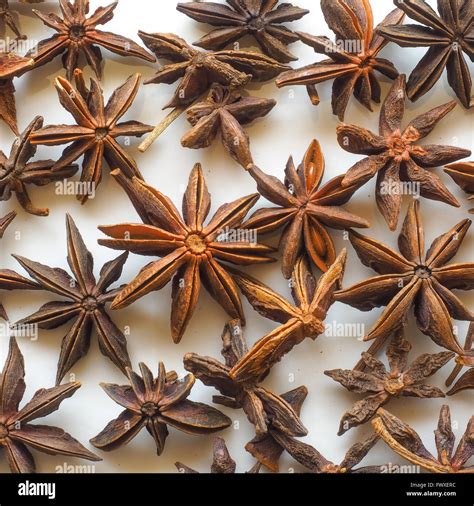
446;322;474;395
372;406;474;473
176;0;309;63
12;214;131;385
335;200;473;364
90;361;232;456
0;337;100;473
0;116;78;216
26;0;155;80
181;84;276;168
337;74;470;229
275;1;404;119
325;330;454;435
0;0;44;39
445;161;474;213
229;251;347;383
98;164;275;343
29;69;152;204
377;0;474;108
243;139;369;278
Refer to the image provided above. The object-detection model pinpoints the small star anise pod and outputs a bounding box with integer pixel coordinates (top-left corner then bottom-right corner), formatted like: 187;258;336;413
372;406;474;473
181;84;276;168
176;0;309;63
0;116;78;216
325;330;454;435
90;362;232;456
276;0;404;119
337;74;470;229
29;69;153;204
138;31;290;109
12;214;131;385
229;251;347;383
446;322;474;395
444;161;474;213
0;337;100;473
243;139;368;278
335;200;473;362
99;164;275;342
26;0;155;80
377;0;474;108
0;0;44;39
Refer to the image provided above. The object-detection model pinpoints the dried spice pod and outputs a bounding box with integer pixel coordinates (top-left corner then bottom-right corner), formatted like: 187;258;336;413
372;406;474;473
446;322;474;395
0;0;45;39
90;362;232;456
444;161;474;213
0;337;101;473
337;74;471;230
377;0;474;108
243;139;369;278
98;164;275;343
176;0;309;63
276;1;404;120
229;250;347;383
12;214;131;385
181;84;276;168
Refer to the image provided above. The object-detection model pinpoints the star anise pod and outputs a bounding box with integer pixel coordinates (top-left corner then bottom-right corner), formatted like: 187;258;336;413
275;1;404;119
12;214;131;385
0;51;33;134
243;139;368;278
372;406;474;473
377;0;474;108
325;330;454;435
229;251;347;383
0;116;78;216
29;69;153;204
98;164;275;342
0;337;100;473
90;361;232;456
446;322;474;395
176;0;309;63
0;0;44;39
337;74;470;229
335;200;473;365
181;84;276;168
26;0;155;80
444;161;474;213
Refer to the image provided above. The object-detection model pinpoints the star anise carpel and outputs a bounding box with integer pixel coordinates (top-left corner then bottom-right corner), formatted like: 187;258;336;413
276;0;404;120
444;161;474;213
446;322;474;395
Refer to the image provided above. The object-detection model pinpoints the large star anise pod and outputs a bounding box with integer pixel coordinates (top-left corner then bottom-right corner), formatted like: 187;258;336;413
0;0;44;39
446;322;474;395
444;161;474;213
372;406;474;473
337;74;470;229
229;251;347;383
325;330;454;435
377;0;474;108
12;214;131;385
0;337;100;473
26;0;155;80
243;139;368;278
98;164;275;343
335;200;473;363
276;1;404;119
176;0;309;63
0;116;78;216
181;84;276;168
29;69;152;204
90;361;232;456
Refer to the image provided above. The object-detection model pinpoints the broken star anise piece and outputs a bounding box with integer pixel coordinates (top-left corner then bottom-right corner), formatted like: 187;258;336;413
446;322;474;395
276;0;404;119
176;0;309;63
337;74;470;229
29;69;153;204
181;84;276;168
0;337;101;473
90;361;232;456
325;330;454;435
377;0;474;108
0;0;45;39
26;0;155;80
229;251;347;383
98;164;275;343
372;406;474;473
243;139;369;278
444;161;474;213
12;214;131;385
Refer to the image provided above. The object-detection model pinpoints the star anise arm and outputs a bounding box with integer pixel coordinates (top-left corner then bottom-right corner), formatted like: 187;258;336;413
90;409;146;451
340;434;380;471
451;416;474;470
0;337;26;417
182;163;211;229
447;369;474;394
88;29;155;62
425;217;470;267
4;439;35;473
392;0;449;33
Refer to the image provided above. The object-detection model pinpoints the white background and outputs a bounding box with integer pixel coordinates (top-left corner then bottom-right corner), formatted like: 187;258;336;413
0;0;472;473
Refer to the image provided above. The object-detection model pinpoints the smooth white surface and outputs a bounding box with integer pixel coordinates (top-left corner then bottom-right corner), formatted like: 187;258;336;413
0;0;472;473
